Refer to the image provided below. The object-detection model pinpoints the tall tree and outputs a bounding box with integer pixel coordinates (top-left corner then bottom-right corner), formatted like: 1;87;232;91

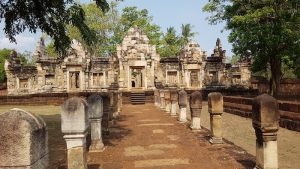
66;2;121;56
203;0;300;97
119;7;163;46
0;49;11;83
180;24;197;46
0;0;109;56
158;27;182;57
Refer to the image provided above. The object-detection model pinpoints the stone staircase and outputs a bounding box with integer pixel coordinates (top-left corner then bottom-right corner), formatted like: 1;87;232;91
130;91;145;105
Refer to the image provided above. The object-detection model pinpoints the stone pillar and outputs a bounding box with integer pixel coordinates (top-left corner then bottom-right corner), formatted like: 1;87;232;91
164;90;171;113
0;108;48;169
154;90;158;106
156;90;161;107
118;92;122;114
170;90;178;116
160;90;165;110
190;91;202;131
87;94;105;152
208;92;224;144
178;90;188;123
252;94;279;169
61;97;89;169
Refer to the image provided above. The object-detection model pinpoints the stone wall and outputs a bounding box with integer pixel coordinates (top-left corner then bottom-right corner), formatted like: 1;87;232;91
251;78;300;100
223;96;300;131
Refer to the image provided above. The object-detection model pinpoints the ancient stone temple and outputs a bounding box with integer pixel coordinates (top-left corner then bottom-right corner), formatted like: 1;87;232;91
5;27;251;95
5;38;117;95
117;26;158;91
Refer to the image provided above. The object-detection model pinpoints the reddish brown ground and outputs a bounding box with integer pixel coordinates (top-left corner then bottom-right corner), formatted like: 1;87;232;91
85;104;254;169
0;104;255;169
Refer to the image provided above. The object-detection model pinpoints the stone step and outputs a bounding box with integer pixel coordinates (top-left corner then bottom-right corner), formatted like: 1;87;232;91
131;92;145;105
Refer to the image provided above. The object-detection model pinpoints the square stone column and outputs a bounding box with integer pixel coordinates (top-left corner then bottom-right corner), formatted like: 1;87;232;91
87;94;105;152
61;97;89;169
160;90;166;110
154;90;159;106
252;94;279;169
170;90;178;116
164;90;171;113
208;92;223;144
190;91;202;131
178;90;188;123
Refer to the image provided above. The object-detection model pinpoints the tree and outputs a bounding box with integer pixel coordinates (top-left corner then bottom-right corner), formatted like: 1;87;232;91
203;0;300;97
66;2;121;56
0;49;11;83
0;0;109;56
119;7;163;46
180;24;197;46
158;27;182;57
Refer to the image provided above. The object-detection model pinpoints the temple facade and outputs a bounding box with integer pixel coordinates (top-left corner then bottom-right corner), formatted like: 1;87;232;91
5;27;251;95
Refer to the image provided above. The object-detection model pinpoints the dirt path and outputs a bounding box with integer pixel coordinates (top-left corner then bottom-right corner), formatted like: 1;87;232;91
88;104;254;169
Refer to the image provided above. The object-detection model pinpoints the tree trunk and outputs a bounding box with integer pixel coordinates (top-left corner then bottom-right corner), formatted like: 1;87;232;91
270;57;281;98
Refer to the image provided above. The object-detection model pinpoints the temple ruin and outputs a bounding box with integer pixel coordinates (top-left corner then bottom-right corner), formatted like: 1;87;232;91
4;26;251;95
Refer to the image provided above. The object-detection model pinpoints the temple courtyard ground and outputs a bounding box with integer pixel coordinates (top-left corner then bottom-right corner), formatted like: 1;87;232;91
0;103;299;168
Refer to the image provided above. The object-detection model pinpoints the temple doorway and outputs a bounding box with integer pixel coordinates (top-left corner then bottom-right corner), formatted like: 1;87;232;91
130;67;144;88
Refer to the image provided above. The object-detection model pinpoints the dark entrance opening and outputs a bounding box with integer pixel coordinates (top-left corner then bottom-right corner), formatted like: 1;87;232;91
132;81;135;87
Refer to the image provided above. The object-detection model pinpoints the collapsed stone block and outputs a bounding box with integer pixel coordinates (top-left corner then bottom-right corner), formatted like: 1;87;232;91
252;94;279;169
208;92;223;144
87;94;105;152
0;108;48;169
61;97;89;169
178;90;188;122
189;91;202;130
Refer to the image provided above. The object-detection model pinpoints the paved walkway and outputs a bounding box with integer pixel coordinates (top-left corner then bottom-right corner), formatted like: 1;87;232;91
88;103;254;169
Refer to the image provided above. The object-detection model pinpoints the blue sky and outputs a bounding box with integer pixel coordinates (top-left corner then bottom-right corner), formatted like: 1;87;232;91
0;0;233;58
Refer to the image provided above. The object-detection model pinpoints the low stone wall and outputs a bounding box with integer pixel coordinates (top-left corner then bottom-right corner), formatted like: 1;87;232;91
223;96;300;131
251;78;300;100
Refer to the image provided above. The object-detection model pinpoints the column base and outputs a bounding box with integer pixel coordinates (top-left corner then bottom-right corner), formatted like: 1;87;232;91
190;117;201;131
89;142;105;152
209;137;223;144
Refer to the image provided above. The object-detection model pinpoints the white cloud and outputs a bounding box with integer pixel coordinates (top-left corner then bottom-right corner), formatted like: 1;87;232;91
0;35;37;53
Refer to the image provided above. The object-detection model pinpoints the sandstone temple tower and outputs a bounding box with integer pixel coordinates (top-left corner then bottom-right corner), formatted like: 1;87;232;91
117;26;159;91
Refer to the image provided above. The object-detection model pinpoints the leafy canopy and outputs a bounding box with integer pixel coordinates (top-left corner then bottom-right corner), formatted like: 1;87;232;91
0;0;109;56
203;0;300;96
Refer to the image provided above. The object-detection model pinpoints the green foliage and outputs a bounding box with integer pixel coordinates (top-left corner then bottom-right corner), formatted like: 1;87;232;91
203;0;300;96
120;7;163;46
66;2;121;56
0;0;109;56
158;27;181;57
230;55;240;65
0;49;11;83
180;24;197;46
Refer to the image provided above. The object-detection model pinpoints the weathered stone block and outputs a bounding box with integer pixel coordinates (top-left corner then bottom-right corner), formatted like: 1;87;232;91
0;108;48;169
87;94;105;152
190;91;202;117
61;97;89;134
178;90;187;108
252;94;279;169
208;92;223;114
61;97;89;169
